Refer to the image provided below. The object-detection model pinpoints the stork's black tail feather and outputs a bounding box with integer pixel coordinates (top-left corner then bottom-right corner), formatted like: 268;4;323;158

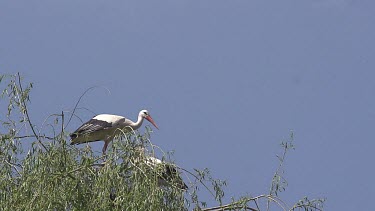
69;133;78;145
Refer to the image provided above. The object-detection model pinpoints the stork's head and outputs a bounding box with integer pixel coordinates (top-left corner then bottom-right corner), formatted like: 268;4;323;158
140;109;159;129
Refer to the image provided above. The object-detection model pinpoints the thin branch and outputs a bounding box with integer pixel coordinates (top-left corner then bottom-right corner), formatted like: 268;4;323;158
62;110;85;124
178;167;216;199
17;72;47;151
61;111;64;139
201;195;285;211
290;204;323;211
39;113;62;138
4;159;22;176
202;204;257;211
64;86;110;129
9;135;55;141
267;131;294;210
254;199;261;211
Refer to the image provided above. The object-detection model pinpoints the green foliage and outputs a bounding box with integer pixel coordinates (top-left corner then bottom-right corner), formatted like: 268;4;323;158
0;74;325;210
270;132;295;197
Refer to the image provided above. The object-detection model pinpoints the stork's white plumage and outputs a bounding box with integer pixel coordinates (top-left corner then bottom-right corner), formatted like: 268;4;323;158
70;110;159;154
110;147;187;201
135;146;188;190
145;156;188;190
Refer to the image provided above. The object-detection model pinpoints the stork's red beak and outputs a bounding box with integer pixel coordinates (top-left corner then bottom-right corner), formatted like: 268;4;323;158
145;115;159;130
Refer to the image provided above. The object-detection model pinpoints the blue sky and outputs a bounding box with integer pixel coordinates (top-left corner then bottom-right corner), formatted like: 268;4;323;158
1;1;374;210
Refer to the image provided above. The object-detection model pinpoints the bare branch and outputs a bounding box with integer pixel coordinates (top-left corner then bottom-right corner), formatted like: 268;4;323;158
64;86;111;129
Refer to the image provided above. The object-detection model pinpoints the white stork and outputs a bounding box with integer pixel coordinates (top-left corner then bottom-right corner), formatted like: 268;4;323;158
70;110;159;154
110;156;187;200
144;156;188;190
134;146;188;190
109;147;188;201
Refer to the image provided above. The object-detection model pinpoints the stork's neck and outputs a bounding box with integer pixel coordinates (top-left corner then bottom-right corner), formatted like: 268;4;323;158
129;114;144;130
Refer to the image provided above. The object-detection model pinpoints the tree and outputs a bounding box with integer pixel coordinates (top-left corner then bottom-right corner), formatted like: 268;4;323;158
0;73;325;210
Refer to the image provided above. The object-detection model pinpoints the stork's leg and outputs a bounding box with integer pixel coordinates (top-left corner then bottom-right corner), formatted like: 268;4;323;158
102;140;109;155
102;136;113;163
100;141;109;164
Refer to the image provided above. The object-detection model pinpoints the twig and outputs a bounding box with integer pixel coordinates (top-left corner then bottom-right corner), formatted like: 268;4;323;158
254;199;260;211
8;135;55;141
267;132;294;210
4;159;22;176
65;86;110;129
202;204;257;211
290;204;323;211
16;72;47;151
39;113;62;138
201;195;288;211
178;167;216;199
61;111;64;140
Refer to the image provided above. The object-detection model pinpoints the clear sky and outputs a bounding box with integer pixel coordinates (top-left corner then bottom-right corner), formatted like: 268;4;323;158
1;1;374;210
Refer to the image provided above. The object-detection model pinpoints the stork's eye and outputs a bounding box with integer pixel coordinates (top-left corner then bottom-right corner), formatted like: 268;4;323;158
143;111;148;115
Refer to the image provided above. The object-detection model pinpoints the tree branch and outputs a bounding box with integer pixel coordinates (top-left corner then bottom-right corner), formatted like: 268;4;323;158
9;135;55;141
17;72;47;151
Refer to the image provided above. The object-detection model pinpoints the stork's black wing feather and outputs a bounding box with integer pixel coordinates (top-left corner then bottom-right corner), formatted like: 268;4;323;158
163;163;188;190
70;118;113;138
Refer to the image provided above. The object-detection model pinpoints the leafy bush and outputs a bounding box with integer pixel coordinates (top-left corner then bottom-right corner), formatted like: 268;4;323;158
0;74;324;210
